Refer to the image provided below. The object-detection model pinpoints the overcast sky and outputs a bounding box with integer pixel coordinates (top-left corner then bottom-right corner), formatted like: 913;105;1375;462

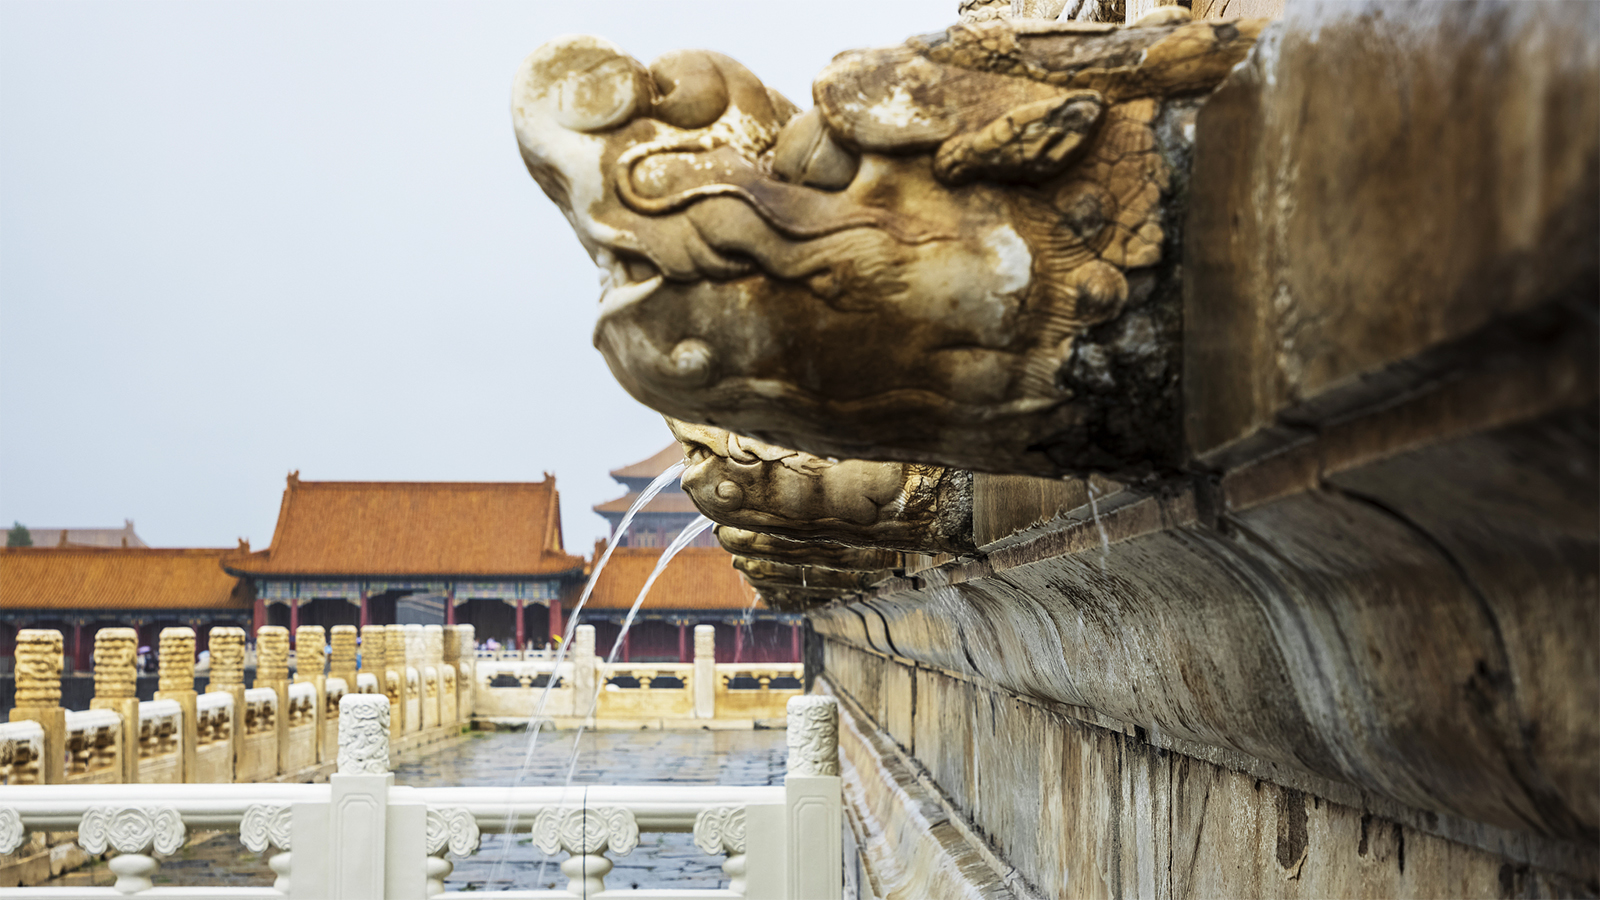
0;0;949;552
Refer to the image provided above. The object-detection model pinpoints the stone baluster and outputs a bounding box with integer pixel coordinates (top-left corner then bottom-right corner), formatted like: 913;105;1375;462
207;626;248;778
329;693;392;898
693;806;748;893
441;626;461;725
785;695;842;900
453;624;476;719
573;625;598;719
9;629;65;783
384;624;409;738
359;624;385;678
255;626;291;776
420;625;442;729
89;627;140;782
693;624;716;720
240;803;292;893
294;625;327;761
424;807;480;897
330;625;359;689
78;806;186;893
155;628;199;783
531;806;640;896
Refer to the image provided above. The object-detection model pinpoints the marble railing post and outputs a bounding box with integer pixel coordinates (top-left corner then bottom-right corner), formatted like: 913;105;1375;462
693;625;717;719
155;627;198;783
10;629;66;783
422;624;444;728
403;624;426;734
785;695;842;900
441;625;461;725
359;624;384;680
89;627;141;782
207;626;248;778
295;625;327;761
330;625;359;693
383;624;408;740
453;624;476;720
254;626;291;776
573;625;598;719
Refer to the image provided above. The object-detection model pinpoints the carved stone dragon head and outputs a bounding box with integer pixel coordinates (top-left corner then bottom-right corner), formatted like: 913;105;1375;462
514;15;1261;478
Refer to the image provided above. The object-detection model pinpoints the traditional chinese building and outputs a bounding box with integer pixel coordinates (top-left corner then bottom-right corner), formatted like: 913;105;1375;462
19;520;149;549
223;473;586;648
0;546;252;673
583;445;801;663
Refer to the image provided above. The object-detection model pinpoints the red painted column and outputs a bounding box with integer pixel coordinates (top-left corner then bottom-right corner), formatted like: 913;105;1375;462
733;622;744;664
677;623;688;663
445;589;456;625
548;599;563;644
790;622;801;662
622;628;631;663
515;598;526;651
252;596;267;639
359;590;369;629
288;598;299;646
72;621;86;673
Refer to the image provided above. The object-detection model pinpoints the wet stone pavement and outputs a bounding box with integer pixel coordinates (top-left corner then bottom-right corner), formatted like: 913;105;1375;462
44;728;790;892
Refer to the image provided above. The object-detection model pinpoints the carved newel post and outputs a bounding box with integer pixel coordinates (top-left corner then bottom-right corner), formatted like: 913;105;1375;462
330;625;359;690
693;624;717;719
254;626;290;776
419;624;441;729
207;627;248;774
572;625;598;719
155;627;198;784
785;695;842;900
294;625;327;760
441;625;461;725
11;629;66;783
453;624;476;719
384;624;409;738
89;627;141;782
328;693;392;900
359;624;384;678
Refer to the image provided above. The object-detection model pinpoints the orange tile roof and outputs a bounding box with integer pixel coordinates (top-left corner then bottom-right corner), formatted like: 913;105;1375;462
0;547;250;610
225;474;585;578
583;546;762;611
610;443;686;480
592;491;703;515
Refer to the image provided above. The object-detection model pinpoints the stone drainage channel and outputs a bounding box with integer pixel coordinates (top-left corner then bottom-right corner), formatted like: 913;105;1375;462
38;728;790;892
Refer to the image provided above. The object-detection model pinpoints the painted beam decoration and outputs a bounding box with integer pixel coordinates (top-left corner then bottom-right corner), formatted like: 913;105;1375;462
512;12;1263;479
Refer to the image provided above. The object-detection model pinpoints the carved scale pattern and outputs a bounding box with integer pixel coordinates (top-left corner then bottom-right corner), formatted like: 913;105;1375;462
425;807;481;857
78;806;186;856
692;805;747;855
240;804;292;853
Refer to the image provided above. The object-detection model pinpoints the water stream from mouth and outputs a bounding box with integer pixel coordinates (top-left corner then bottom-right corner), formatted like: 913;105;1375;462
536;513;716;885
487;460;687;886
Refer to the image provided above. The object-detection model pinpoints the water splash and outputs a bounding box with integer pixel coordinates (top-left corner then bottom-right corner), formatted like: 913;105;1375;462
1086;480;1110;572
487;460;686;887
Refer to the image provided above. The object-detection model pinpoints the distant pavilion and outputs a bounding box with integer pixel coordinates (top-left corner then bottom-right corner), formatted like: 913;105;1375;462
583;445;801;663
0;546;251;672
223;473;586;648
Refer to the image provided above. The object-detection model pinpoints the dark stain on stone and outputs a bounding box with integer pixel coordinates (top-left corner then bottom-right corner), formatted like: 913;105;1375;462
1358;812;1372;856
1395;821;1405;874
1275;787;1308;870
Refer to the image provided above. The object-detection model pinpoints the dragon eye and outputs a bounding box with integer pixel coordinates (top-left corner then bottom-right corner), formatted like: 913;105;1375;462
771;108;859;191
552;54;651;133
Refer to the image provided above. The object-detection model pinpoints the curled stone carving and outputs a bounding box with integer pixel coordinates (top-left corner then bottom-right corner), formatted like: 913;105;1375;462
0;808;23;855
692;805;747;855
77;806;186;856
785;697;840;777
425;807;481;858
256;627;289;682
330;625;359;683
240;804;292;853
717;525;901;572
337;694;391;775
671;420;973;555
513;16;1261;479
92;628;138;700
157;628;196;693
208;627;247;688
732;556;888;593
531;806;640;857
15;630;63;705
359;625;386;673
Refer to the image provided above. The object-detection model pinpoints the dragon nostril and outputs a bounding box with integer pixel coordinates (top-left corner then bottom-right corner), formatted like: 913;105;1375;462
771;108;859;191
552;54;651;133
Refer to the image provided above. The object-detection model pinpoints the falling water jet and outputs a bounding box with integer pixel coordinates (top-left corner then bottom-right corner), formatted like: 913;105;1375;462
487;460;687;887
536;514;716;885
